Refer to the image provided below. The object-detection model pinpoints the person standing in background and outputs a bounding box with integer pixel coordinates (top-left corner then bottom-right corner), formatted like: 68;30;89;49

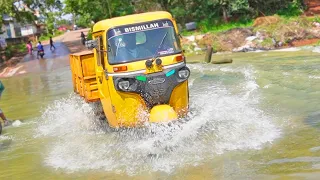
49;37;56;50
26;41;33;54
80;32;86;45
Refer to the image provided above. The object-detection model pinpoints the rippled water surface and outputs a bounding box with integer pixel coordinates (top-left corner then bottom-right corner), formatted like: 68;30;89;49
0;48;319;179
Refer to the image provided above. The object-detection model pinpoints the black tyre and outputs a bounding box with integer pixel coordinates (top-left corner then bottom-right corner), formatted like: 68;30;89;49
0;123;2;135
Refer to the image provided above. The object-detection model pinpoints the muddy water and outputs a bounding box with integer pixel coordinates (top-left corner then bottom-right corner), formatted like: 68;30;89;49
0;47;319;179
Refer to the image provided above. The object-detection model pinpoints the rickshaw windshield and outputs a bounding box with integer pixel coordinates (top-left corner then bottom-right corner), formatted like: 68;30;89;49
107;20;181;64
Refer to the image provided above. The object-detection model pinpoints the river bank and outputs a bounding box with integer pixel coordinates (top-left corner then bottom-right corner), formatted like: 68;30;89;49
182;15;320;57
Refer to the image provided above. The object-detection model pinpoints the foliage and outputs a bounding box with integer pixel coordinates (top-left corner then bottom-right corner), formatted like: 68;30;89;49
0;0;310;34
0;0;62;25
199;19;253;33
86;30;93;40
276;0;304;17
129;0;307;33
314;16;320;23
55;19;72;26
39;30;64;41
63;0;134;24
1;44;27;62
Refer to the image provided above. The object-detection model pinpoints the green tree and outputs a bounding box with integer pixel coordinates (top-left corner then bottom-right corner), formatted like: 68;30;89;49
0;0;62;30
64;0;134;24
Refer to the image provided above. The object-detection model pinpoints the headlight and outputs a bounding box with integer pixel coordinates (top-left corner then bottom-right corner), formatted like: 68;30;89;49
118;80;130;90
178;68;190;79
116;78;138;92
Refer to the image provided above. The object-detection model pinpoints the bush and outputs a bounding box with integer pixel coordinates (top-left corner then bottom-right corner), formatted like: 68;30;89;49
39;30;64;41
314;16;320;23
181;18;253;35
0;44;27;63
86;29;92;40
277;0;304;17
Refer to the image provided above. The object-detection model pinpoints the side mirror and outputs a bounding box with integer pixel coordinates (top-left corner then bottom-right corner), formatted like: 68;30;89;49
85;39;98;49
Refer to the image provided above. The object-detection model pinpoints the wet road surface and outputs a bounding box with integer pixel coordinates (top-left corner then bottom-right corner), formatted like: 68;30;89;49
0;42;70;78
22;42;70;73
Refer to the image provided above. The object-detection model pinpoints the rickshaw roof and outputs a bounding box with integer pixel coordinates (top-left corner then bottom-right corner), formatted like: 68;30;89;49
93;11;173;33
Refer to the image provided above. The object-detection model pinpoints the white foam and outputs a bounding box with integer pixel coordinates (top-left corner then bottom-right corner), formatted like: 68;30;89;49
309;75;320;79
0;135;13;141
310;146;320;152
312;46;320;53
273;47;300;52
12;120;22;127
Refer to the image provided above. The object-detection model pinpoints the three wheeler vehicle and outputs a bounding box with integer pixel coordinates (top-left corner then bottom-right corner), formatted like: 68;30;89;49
70;11;190;128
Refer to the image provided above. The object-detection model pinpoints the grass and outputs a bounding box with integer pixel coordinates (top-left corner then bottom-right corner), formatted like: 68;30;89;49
180;14;320;37
5;44;27;57
206;20;253;33
181;20;253;36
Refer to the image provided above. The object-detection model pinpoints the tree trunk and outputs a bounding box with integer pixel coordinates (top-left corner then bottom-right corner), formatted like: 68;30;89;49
72;12;76;26
106;0;112;18
222;6;228;23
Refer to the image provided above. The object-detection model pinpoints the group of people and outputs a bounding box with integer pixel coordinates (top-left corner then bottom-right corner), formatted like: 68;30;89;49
26;37;56;58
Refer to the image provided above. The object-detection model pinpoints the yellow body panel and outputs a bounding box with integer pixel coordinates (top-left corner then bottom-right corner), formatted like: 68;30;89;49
69;51;99;102
70;11;189;128
106;54;181;73
93;11;179;36
169;81;189;116
106;80;147;127
149;105;178;123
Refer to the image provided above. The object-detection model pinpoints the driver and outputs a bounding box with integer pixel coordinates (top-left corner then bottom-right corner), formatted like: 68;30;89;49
115;33;152;61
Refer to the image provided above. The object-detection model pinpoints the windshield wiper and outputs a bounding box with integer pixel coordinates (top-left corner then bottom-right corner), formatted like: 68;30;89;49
152;31;168;60
115;38;122;57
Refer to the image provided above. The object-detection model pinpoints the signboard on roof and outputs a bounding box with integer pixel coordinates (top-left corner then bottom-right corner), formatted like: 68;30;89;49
107;19;173;39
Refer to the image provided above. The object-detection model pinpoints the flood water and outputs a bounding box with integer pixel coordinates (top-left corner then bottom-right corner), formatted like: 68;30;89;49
0;46;319;179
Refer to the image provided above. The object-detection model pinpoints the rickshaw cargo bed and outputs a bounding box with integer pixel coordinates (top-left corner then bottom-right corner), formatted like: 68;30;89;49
69;51;99;102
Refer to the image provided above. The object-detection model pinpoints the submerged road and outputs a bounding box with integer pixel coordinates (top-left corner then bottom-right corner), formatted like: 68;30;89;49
0;29;90;78
0;42;70;77
22;42;70;72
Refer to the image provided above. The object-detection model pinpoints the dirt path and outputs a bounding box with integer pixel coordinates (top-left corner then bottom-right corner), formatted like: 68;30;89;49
60;28;90;53
0;29;91;78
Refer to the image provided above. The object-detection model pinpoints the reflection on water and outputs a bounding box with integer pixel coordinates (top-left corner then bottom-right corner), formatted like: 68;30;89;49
0;48;320;179
0;66;72;120
305;111;320;128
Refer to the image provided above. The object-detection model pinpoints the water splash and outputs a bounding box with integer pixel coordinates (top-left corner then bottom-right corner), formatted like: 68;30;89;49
309;75;320;79
12;120;22;127
35;65;281;175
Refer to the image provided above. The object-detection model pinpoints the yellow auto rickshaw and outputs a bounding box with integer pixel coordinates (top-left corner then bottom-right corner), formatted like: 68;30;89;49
69;11;190;128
